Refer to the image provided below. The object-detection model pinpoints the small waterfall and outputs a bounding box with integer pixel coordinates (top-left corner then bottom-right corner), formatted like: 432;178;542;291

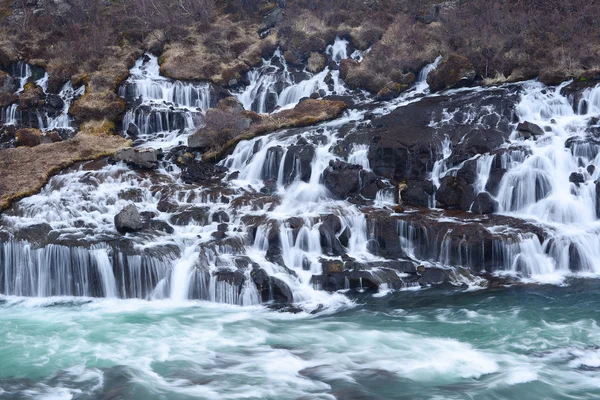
235;42;351;114
326;37;349;64
120;54;213;148
13;61;32;93
44;82;86;131
1;104;19;126
415;56;442;93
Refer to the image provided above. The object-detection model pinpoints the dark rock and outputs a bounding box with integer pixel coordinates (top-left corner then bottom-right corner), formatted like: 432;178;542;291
402;180;434;207
436;176;476;211
114;148;159;169
517;121;544;139
170;207;209;225
569;172;585;186
114;204;143;234
282;144;315;184
150;219;175;234
251;266;294;303
118;188;144;202
319;215;345;255
322;160;362;199
211;210;230;223
588;165;596;175
471;192;498;214
418;267;451;286
456;159;478;185
126;123;139;138
157;198;178;213
262;6;283;29
181;160;228;184
45;94;64;110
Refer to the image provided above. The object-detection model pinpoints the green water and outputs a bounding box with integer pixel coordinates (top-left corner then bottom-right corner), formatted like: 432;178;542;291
2;280;600;399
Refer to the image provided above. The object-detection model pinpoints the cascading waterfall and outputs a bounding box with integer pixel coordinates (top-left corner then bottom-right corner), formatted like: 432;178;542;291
120;54;213;147
4;43;599;306
235;38;351;114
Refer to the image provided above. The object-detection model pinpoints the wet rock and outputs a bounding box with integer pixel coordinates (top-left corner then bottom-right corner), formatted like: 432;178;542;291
114;204;143;234
118;188;144;202
150;219;175;234
596;180;600;218
170;207;209;225
587;165;596;175
427;54;476;92
471;192;498;214
45;94;64;112
517;121;544;139
449;128;508;165
262;146;284;181
113;148;159;169
157;198;178;213
417;266;451;286
322;160;362;199
251;266;294;303
402;180;434;207
181;160;228;184
211;210;230;223
282;144;314;184
456;159;478;185
485;166;507;196
125;123;139;138
569;172;585;186
436;176;476;211
319;215;345;256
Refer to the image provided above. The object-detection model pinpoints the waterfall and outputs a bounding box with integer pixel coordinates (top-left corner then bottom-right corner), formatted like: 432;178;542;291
120;54;213;148
235;45;350;114
5;45;600;306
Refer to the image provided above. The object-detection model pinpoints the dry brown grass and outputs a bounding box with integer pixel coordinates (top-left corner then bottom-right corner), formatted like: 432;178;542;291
0;125;130;210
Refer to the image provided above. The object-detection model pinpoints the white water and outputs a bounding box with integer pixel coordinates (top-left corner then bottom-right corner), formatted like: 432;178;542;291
120;54;212;148
235;39;351;114
4;44;599;305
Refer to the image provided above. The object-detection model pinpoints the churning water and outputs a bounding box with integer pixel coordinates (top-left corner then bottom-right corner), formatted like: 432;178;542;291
2;282;600;399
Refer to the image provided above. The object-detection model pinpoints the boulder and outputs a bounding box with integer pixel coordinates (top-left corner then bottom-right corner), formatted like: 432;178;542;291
181;160;228;184
114;148;159;169
282;143;315;184
569;172;585;186
114;204;143;234
402;180;434;207
471;192;498;214
436;176;476;211
427;54;476;92
517;121;544;139
322;160;362;199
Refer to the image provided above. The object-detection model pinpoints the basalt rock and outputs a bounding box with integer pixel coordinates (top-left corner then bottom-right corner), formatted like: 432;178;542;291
113;148;160;169
436;176;476;211
401;180;434;207
471;192;498;214
114;204;143;234
517;121;544;139
427;54;476;92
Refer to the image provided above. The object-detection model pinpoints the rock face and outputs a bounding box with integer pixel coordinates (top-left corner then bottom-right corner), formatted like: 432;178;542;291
427;54;476;92
517;121;544;139
114;204;143;234
113;148;160;169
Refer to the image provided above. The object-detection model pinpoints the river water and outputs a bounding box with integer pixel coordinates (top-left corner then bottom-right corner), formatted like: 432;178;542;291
2;282;600;399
